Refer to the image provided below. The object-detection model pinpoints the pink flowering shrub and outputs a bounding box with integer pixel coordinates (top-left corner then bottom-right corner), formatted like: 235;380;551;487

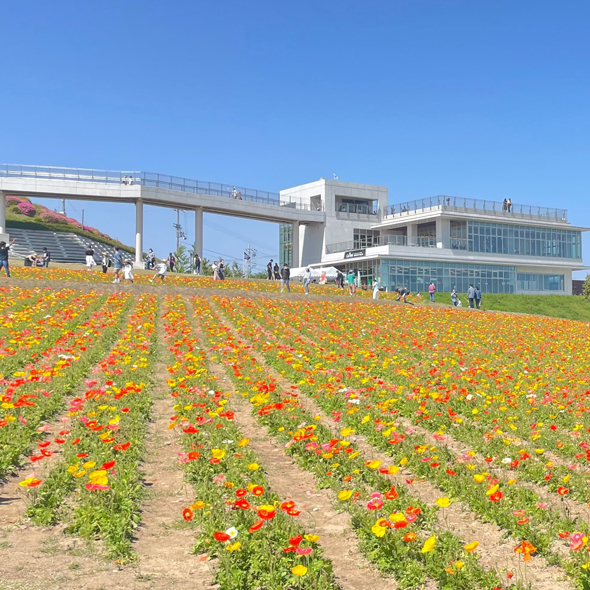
7;196;27;207
16;202;37;217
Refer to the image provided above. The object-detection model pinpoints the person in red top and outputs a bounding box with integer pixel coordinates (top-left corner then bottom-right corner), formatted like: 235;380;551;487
428;281;436;302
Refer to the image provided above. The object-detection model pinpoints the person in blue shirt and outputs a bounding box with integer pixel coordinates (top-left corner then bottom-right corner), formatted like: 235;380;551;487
112;247;123;283
451;288;458;306
475;286;482;309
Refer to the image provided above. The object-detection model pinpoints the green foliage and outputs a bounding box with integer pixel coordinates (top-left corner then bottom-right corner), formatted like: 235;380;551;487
173;245;191;273
583;274;590;301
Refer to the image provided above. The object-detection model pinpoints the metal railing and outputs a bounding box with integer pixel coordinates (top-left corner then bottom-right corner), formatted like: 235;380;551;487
382;195;568;223
0;164;319;212
325;235;437;254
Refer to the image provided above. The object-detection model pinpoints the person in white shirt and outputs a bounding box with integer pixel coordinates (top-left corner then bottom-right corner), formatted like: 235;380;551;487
372;279;380;300
123;261;134;283
150;259;168;283
303;267;312;295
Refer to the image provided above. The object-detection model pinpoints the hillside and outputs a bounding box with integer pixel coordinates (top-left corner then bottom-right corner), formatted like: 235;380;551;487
5;196;133;252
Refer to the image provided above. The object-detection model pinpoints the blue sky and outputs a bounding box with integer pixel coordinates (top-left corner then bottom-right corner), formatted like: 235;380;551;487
1;0;589;275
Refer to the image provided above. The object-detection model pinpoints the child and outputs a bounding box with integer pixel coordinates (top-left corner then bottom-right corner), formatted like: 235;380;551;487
123;260;134;283
150;259;168;283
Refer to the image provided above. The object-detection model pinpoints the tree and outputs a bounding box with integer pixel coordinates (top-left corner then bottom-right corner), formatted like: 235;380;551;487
583;274;590;300
224;261;242;278
173;245;191;273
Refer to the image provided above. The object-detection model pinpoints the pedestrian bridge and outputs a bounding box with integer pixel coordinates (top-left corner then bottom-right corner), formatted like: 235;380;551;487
0;164;323;266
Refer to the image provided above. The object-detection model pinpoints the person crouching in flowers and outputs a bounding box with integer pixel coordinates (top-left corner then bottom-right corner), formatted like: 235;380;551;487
123;259;134;283
150;258;168;283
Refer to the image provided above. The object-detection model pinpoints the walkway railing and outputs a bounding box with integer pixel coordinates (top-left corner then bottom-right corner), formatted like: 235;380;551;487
382;195;568;223
326;235;436;254
0;164;318;211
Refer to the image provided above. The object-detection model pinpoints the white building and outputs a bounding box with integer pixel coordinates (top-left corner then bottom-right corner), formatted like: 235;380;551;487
280;179;586;295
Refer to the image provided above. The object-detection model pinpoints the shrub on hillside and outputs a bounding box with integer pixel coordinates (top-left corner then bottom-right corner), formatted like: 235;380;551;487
6;196;27;207
40;211;69;225
16;202;37;217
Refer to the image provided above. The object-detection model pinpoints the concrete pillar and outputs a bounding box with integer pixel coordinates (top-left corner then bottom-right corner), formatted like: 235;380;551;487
436;218;450;248
194;207;204;258
291;221;300;267
134;199;143;268
0;191;6;238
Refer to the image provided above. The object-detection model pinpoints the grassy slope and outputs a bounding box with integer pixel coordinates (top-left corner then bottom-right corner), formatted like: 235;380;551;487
441;292;590;322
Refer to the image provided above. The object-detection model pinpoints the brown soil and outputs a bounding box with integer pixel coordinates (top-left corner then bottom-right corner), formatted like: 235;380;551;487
207;299;575;590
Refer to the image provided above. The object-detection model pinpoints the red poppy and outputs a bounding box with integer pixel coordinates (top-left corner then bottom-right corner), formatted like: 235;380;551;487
183;508;193;522
248;520;264;533
490;491;503;502
214;531;230;542
289;534;303;546
557;487;569;496
236;489;248;497
257;508;276;520
384;485;399;500
102;460;116;470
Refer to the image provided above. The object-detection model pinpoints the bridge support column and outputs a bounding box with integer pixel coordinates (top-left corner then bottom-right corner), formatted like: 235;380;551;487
194;207;203;260
291;221;300;268
0;192;7;243
134;199;143;268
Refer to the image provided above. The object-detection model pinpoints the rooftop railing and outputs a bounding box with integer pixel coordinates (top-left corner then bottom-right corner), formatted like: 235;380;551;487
382;196;568;223
0;164;319;211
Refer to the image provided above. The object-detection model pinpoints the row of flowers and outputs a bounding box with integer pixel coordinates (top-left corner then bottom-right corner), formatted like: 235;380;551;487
25;293;158;560
0;292;132;478
161;294;339;589
213;295;590;585
193;296;511;590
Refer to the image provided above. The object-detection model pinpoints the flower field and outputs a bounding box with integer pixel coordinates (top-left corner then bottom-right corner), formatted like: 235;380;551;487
1;279;590;590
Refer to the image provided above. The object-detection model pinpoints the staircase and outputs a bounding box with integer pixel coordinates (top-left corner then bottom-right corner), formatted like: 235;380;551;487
6;228;132;264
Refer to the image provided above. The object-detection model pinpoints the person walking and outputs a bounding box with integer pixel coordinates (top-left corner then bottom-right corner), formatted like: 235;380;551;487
303;267;312;295
0;238;17;278
346;269;356;296
451;288;458;306
167;253;175;272
101;251;110;274
193;252;201;275
147;249;155;269
123;260;134;283
467;284;476;308
428;281;436;303
112;247;123;283
475;285;482;309
85;246;95;271
280;263;291;293
42;247;51;268
372;278;380;300
267;259;273;280
335;269;345;289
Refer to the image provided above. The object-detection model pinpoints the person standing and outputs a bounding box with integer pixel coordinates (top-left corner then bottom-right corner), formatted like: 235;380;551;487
42;247;51;268
267;259;273;280
451;288;458;306
212;260;219;280
0;238;17;278
101;251;109;274
218;259;225;280
346;269;356;296
85;246;95;271
112;247;123;283
475;285;482;309
372;278;380;300
193;252;201;275
507;198;512;212
280;263;290;293
168;252;175;272
467;284;476;308
147;249;155;269
273;262;280;280
303;267;312;295
428;281;436;302
502;198;507;212
232;187;238;199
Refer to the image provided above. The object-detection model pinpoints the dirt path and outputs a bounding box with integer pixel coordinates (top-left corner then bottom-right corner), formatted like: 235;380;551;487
188;319;401;590
207;298;575;590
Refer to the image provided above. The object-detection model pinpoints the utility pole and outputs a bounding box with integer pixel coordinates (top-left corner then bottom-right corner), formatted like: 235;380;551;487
243;244;257;277
81;209;84;228
61;198;66;216
172;209;187;252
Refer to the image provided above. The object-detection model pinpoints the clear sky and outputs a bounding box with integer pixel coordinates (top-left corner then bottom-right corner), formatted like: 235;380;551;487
1;0;589;276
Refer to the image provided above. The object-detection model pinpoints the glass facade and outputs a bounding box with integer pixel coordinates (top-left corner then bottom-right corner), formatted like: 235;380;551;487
381;259;516;294
465;221;581;259
279;223;292;267
353;228;380;248
517;273;564;292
